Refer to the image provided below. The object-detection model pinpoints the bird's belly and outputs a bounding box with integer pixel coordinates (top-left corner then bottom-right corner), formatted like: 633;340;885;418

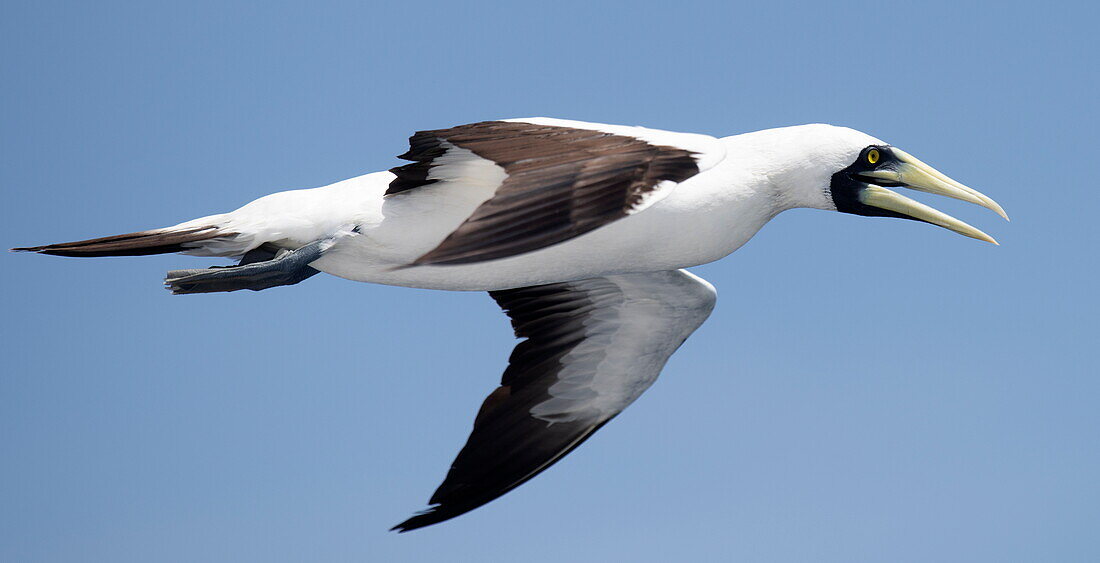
312;188;774;291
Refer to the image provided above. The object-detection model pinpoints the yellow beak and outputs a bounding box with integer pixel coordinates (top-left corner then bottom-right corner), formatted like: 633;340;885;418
856;148;1008;244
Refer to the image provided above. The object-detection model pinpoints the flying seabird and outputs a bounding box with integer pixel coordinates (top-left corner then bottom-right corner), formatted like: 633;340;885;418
14;117;1008;531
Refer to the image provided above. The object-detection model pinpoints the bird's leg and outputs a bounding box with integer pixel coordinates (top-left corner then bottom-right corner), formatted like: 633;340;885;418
165;239;330;294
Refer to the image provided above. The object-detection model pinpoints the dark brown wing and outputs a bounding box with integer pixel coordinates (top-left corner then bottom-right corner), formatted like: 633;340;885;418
387;120;710;266
391;270;717;532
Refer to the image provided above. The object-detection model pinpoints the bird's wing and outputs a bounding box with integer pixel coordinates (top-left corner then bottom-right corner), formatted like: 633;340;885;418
387;118;726;266
392;269;717;532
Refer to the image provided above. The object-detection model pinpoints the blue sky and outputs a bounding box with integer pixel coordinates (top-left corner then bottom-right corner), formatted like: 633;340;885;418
2;1;1097;561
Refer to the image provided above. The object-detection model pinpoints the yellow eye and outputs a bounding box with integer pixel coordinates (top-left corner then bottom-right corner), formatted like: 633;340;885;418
867;149;880;164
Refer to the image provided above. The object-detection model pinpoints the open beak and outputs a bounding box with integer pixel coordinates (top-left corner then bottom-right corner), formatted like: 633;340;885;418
854;148;1008;244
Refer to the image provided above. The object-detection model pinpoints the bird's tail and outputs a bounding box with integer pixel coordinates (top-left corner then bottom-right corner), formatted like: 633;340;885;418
11;216;241;258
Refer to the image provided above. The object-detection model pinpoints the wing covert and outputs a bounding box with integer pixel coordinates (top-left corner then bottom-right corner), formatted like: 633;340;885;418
387;119;724;266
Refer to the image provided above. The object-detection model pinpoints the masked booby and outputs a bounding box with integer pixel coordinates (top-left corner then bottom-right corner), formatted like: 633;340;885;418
13;117;1008;531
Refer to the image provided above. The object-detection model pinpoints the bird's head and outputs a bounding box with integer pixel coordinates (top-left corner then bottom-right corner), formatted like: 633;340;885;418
758;124;1008;243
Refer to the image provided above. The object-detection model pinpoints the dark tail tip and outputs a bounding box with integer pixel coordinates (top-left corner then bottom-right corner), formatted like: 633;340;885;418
11;226;228;257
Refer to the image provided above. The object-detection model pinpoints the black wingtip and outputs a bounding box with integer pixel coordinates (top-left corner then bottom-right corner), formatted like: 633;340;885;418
390;502;484;533
390;508;445;533
390;518;422;533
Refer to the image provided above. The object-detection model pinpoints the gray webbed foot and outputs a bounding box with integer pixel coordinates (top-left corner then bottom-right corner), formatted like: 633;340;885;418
166;240;326;294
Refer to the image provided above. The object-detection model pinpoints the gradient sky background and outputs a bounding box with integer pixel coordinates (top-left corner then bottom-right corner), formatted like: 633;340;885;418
3;2;1098;562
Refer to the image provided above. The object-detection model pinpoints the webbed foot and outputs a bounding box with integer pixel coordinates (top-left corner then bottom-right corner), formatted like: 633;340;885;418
166;240;327;294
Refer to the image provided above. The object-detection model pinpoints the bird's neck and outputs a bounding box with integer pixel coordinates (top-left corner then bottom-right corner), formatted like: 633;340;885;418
720;127;837;214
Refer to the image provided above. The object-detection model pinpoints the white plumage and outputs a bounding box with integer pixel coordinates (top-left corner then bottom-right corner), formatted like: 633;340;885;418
169;120;886;290
15;117;1006;531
